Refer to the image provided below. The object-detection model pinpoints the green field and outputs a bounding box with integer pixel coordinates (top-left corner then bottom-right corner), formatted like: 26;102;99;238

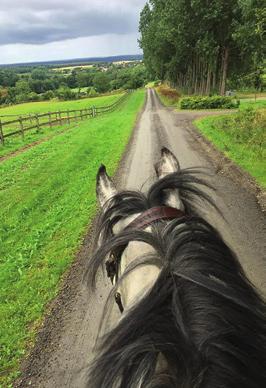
0;123;75;159
0;89;145;386
195;107;266;188
0;93;124;159
0;93;122;116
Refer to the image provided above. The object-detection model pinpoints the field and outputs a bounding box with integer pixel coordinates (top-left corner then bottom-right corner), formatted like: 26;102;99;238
0;89;145;386
0;93;122;116
195;106;266;188
52;64;94;72
0;93;124;158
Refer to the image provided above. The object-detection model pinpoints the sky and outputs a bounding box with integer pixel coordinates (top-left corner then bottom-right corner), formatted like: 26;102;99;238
0;0;147;65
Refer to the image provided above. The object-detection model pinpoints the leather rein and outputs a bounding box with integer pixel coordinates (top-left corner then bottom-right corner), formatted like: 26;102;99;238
105;206;186;313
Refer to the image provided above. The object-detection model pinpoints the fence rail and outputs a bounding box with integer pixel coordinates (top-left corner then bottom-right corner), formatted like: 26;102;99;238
0;92;130;145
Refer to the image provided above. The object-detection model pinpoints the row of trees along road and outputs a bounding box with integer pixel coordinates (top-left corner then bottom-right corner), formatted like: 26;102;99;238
139;0;265;95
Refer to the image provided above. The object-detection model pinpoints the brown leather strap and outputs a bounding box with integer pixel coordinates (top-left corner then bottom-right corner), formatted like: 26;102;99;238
125;206;186;231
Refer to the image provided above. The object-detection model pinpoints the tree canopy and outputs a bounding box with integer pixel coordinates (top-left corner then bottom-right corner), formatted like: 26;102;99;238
139;0;265;95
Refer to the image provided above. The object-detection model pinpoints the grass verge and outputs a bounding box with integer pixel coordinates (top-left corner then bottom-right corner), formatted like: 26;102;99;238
0;89;145;387
195;107;266;188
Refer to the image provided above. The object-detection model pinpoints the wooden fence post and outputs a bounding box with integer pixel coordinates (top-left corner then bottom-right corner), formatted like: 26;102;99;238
67;110;70;124
19;116;25;140
49;112;52;128
80;109;83;120
75;110;78;122
35;114;40;132
0;119;4;145
59;111;63;125
92;106;96;117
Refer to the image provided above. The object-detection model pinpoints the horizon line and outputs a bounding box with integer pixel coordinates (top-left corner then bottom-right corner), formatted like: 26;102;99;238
0;53;143;67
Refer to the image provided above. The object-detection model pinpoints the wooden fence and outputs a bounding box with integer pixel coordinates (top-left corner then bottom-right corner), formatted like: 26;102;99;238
0;92;130;145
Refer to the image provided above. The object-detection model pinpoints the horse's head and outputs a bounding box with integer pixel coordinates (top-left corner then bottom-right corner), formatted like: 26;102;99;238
95;148;186;311
87;148;265;388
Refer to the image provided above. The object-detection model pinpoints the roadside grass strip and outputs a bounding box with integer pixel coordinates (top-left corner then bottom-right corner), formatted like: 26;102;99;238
0;90;145;386
195;107;266;188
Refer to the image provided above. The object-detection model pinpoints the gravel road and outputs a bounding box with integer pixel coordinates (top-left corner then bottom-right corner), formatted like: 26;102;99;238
16;88;265;388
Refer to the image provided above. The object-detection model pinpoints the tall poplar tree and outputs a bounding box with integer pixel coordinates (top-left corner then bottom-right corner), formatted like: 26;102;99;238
139;0;264;95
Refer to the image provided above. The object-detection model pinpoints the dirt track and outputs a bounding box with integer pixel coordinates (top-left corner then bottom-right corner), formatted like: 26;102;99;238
16;89;266;388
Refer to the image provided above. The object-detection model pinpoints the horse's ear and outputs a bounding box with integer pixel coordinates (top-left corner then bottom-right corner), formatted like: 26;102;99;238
154;148;184;210
96;165;117;208
154;147;180;178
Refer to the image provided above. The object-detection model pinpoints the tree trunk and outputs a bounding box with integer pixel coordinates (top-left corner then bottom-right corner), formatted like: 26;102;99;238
220;47;229;95
205;65;211;95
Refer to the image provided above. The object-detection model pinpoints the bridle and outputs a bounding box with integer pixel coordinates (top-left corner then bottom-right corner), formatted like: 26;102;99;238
105;206;187;313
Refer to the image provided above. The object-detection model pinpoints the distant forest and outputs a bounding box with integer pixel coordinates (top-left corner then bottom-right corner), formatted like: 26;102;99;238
139;0;265;95
0;59;148;105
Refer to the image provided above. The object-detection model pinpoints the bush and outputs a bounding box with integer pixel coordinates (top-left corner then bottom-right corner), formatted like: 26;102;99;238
56;86;77;100
157;85;180;101
180;95;240;109
27;92;40;102
86;87;98;97
42;90;55;100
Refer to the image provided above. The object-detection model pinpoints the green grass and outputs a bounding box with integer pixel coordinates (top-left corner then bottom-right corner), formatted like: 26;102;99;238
239;99;266;110
0;124;76;159
0;93;125;158
195;107;266;188
0;93;122;116
145;81;159;88
0;89;145;387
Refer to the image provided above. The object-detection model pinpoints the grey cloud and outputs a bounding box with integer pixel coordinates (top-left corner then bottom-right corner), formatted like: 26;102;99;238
0;0;146;45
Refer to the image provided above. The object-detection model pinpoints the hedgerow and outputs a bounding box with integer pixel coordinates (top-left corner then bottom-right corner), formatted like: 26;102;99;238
180;95;240;109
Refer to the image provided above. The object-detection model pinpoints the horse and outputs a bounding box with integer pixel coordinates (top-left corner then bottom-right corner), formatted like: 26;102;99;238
85;147;266;388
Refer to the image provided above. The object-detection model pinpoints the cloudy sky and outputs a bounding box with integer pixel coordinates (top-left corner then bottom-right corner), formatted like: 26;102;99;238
0;0;147;65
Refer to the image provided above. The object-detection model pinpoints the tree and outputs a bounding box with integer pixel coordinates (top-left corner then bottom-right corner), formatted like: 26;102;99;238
56;86;77;100
93;73;110;93
139;0;265;95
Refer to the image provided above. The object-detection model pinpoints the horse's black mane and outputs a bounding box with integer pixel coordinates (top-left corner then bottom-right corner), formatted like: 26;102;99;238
86;169;266;388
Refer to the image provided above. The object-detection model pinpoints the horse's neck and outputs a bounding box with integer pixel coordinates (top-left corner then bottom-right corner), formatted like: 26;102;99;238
119;240;160;310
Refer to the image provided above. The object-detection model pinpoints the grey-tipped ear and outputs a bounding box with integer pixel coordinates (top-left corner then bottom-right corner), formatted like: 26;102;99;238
154;148;184;210
96;164;117;207
154;147;180;178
